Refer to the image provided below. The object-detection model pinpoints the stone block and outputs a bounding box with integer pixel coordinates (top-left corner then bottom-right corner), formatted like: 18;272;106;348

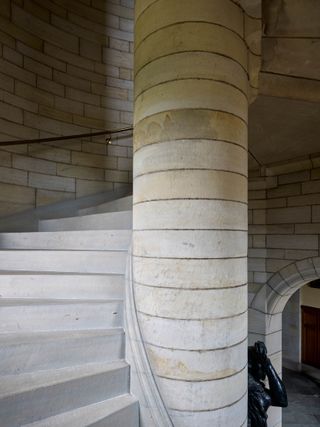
105;169;128;183
36;189;75;206
0;15;42;50
287;193;320;207
81;142;106;155
55;96;84;115
117;157;132;171
267;235;318;250
0;70;14;92
84;104;120;122
302;179;320;194
72;151;117;169
13;154;56;175
0;100;23;124
1;90;38;113
3;46;23;66
0;150;11;167
278;170;310;185
267;206;311;224
15;81;54;107
103;47;133;68
285;249;318;260
0;182;35;204
267;183;301;198
57;163;104;181
29;144;71;163
107;145;127;158
45;43;94;72
253;209;266;224
0;165;27;185
80;38;102;61
67;64;105;84
0;57;36;86
39;105;73;123
253;235;266;248
17;42;66;72
24;0;50;22
110;37;129;52
76;179;113;197
29;172;75;192
66;87;100;106
312;205;320;222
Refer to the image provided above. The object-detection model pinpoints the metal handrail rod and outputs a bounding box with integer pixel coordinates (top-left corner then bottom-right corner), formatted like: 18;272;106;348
0;126;133;147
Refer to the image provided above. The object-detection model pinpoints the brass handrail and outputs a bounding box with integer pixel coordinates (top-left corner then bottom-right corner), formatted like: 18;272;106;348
0;126;133;147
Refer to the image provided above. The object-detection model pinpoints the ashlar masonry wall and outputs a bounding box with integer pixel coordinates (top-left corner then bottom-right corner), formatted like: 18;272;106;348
0;0;133;217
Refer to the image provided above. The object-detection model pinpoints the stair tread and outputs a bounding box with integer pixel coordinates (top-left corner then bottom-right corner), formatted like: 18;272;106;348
22;394;138;427
0;360;128;399
0;298;123;306
0;328;124;343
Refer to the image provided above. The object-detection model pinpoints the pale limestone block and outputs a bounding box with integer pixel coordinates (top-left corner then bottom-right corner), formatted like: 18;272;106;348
267;183;301;198
296;258;317;281
0;57;36;86
110;37;130;52
0;16;42;50
45;42;94;71
0;166;27;186
84;104;120;122
12;5;79;53
134;110;247;151
106;76;133;90
245;14;261;55
248;189;266;200
285;249;318;261
249;198;286;209
253;272;269;284
120;111;133;124
146;339;247;381
302;179;320;194
267;235;318;250
313;257;320;275
133;230;247;258
117;157;132;171
0;150;11;167
72;114;105;130
108;145;127;158
93;83;127;100
157;368;246;411
0;182;35;204
17;42;66;72
0;0;10;18
15;81;54;108
267;206;311;224
248;257;265;272
134;170;247;203
266;259;291;274
103;47;133;68
265;159;312;176
13;155;56;175
135;0;243;47
37;77;64;97
57;164;104;181
82;141;106;155
119;67;131;79
29;172;75;192
0;29;15;49
101;97;133;112
66;87;99;106
29;145;70;163
278;170;310;185
1;90;38;113
72;151;117;169
39;105;73;123
53;70;90;92
0;70;14;92
134;140;247;177
135;79;248;125
24;0;50;22
133;199;247;230
36;189;75;206
76;179;113;197
248;177;277;190
0;100;23;124
105;169;129;183
135;284;247;320
135;23;247;75
295;223;320;234
264;331;282;356
67;64;105;84
253;209;266;224
248;210;253;225
120;17;133;32
169;395;246;427
133;256;247;289
137;311;247;350
250;224;294;235
287;193;320;207
24;56;52;79
248;308;266;335
0;118;39;142
312;205;320;222
253;235;266;248
80;39;102;61
3;46;23;67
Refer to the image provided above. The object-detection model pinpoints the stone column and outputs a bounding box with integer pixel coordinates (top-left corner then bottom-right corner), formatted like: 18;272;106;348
133;1;258;425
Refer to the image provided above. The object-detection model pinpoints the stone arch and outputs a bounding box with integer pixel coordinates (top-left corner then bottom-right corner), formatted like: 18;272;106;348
249;257;320;427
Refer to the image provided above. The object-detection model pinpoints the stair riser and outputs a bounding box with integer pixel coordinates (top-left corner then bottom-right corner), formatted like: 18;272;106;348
79;196;133;216
0;251;127;274
0;275;124;300
0;366;130;427
0;333;125;375
90;402;139;427
0;231;131;251
39;211;132;232
0;302;123;333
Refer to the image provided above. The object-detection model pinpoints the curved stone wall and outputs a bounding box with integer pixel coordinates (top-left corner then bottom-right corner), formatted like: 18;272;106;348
0;0;133;216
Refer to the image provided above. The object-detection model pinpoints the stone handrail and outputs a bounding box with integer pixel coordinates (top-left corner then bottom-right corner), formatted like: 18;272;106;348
125;242;174;427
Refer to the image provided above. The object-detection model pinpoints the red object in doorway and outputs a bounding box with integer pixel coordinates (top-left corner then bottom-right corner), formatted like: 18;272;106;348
301;305;320;369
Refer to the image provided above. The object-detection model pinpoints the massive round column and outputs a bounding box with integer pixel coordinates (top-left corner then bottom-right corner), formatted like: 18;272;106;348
133;1;249;425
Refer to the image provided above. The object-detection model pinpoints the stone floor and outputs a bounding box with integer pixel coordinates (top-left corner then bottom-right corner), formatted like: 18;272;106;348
283;367;320;426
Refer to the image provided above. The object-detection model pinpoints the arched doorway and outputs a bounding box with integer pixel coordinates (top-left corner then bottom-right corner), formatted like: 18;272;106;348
249;257;320;427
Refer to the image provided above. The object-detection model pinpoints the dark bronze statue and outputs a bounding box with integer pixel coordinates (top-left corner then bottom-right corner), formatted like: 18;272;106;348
248;341;288;427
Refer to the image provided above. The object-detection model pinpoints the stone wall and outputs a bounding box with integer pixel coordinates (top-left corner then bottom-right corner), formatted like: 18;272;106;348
0;0;133;217
248;156;320;307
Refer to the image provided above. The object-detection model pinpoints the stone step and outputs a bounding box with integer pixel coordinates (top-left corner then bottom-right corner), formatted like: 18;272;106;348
0;361;129;427
23;394;139;427
0;230;131;251
0;250;127;274
0;273;124;300
0;299;123;333
0;329;124;375
78;195;133;216
39;210;132;232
